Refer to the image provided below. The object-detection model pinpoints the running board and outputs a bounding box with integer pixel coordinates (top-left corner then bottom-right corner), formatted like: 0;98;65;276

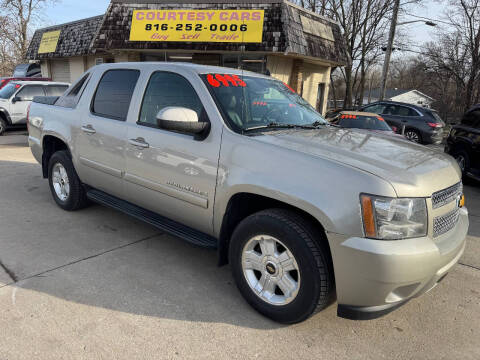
86;189;218;249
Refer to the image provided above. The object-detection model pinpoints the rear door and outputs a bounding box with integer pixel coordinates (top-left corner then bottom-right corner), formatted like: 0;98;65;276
388;104;421;132
75;69;140;198
10;85;46;124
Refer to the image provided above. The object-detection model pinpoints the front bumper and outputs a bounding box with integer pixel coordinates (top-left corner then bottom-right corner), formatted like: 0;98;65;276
329;207;468;320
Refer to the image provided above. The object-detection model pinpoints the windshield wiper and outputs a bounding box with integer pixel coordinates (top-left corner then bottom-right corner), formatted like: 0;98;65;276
243;122;315;132
310;121;329;127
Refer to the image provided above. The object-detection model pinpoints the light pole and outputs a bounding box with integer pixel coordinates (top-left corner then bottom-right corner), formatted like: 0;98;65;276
379;2;436;101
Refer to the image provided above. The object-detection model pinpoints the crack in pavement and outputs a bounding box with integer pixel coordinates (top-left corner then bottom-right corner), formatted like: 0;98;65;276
459;262;480;271
0;232;163;289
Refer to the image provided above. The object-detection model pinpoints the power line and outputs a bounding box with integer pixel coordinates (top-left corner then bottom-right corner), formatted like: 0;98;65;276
403;12;457;27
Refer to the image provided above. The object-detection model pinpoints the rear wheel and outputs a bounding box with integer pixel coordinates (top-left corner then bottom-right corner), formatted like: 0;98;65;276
48;150;89;211
229;209;334;324
405;129;422;143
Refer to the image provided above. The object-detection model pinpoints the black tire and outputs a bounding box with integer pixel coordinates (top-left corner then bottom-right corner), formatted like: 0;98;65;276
48;150;89;211
0;117;7;136
404;129;422;144
229;208;334;324
452;150;470;176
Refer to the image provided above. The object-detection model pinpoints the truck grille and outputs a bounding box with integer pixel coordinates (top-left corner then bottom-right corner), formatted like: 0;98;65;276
432;182;462;209
433;208;460;237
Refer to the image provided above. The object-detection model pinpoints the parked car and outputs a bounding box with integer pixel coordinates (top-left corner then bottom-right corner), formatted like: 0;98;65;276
0;81;69;135
28;63;467;323
328;110;403;137
0;77;52;90
12;63;42;78
445;104;480;181
360;100;445;144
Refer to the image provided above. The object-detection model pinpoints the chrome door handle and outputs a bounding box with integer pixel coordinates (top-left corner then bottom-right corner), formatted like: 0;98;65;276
129;137;149;149
81;124;96;134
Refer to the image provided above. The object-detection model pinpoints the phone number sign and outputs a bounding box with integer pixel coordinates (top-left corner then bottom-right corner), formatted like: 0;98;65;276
129;10;264;43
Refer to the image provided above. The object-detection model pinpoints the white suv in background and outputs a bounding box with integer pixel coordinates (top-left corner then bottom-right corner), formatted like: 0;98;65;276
0;81;69;135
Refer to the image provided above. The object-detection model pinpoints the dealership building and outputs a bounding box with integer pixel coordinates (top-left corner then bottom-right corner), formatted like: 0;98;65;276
26;0;348;114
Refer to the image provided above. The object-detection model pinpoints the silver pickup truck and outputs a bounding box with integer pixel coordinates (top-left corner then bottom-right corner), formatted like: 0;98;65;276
28;63;468;323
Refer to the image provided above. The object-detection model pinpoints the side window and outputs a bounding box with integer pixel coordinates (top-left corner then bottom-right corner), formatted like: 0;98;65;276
45;85;69;96
392;105;416;116
364;104;386;114
16;85;45;101
138;71;203;126
92;69;140;120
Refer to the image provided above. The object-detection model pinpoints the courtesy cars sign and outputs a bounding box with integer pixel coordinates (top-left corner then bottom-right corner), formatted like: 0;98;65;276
129;10;264;43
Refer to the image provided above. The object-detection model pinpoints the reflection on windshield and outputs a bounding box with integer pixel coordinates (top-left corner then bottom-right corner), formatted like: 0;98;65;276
0;83;17;99
202;74;327;131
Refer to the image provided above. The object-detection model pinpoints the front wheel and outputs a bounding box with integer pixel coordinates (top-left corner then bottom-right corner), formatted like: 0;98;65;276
229;209;334;324
0;118;7;136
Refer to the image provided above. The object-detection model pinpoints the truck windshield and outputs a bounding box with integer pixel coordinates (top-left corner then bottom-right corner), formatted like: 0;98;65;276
0;83;18;99
202;74;327;131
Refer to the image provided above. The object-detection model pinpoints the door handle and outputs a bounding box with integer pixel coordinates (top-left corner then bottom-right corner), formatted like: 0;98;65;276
129;137;149;149
81;124;96;134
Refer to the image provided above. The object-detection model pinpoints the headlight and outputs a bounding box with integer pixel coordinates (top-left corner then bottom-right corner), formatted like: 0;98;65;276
361;194;427;240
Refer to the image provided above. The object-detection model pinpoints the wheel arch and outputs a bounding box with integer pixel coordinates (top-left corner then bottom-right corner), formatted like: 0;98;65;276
217;191;333;268
41;135;71;178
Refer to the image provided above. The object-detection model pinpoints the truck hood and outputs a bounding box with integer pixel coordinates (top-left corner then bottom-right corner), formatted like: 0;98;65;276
253;127;461;197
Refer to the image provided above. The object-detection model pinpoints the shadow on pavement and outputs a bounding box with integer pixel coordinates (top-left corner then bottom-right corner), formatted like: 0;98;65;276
0;158;291;330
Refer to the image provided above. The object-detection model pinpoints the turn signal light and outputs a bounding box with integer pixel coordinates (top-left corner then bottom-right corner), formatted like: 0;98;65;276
460;194;465;208
361;195;376;237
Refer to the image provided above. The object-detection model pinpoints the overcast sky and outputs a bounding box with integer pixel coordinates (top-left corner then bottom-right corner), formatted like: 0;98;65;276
44;0;450;53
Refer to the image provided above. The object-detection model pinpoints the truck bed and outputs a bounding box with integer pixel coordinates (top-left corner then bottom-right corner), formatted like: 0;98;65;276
32;96;60;106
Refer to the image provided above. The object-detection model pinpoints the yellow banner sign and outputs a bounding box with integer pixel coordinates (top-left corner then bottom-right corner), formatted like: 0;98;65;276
129;10;264;43
38;30;61;54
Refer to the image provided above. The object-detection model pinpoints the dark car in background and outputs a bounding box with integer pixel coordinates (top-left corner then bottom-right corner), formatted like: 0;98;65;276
445;104;480;180
329;111;404;138
12;63;42;78
360;101;445;144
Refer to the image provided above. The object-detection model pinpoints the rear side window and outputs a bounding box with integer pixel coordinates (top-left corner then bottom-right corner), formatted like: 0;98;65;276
45;85;68;96
392;105;416;116
138;71;203;126
17;85;45;101
92;69;140;121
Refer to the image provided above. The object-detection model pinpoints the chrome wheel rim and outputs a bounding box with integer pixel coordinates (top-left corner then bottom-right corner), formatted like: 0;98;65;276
405;131;420;143
455;155;466;172
52;163;70;202
241;235;300;306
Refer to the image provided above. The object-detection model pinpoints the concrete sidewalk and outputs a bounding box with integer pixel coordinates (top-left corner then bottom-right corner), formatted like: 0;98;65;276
0;143;478;360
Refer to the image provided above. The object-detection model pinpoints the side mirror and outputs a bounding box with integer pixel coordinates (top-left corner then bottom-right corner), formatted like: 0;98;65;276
12;96;21;103
156;107;210;137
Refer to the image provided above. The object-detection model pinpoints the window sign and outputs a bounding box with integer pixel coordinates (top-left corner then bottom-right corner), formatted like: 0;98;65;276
129;10;264;43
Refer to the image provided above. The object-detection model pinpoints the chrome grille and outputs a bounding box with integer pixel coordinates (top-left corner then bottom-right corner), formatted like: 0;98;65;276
432;182;462;209
433;208;460;237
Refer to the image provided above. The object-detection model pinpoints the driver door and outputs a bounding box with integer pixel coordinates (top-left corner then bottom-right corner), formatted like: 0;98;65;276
123;70;221;235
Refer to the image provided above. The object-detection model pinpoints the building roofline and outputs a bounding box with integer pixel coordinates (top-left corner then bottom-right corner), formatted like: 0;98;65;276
283;0;340;26
32;15;104;33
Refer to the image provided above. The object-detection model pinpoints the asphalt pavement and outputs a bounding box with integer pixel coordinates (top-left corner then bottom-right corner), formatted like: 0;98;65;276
0;132;478;360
